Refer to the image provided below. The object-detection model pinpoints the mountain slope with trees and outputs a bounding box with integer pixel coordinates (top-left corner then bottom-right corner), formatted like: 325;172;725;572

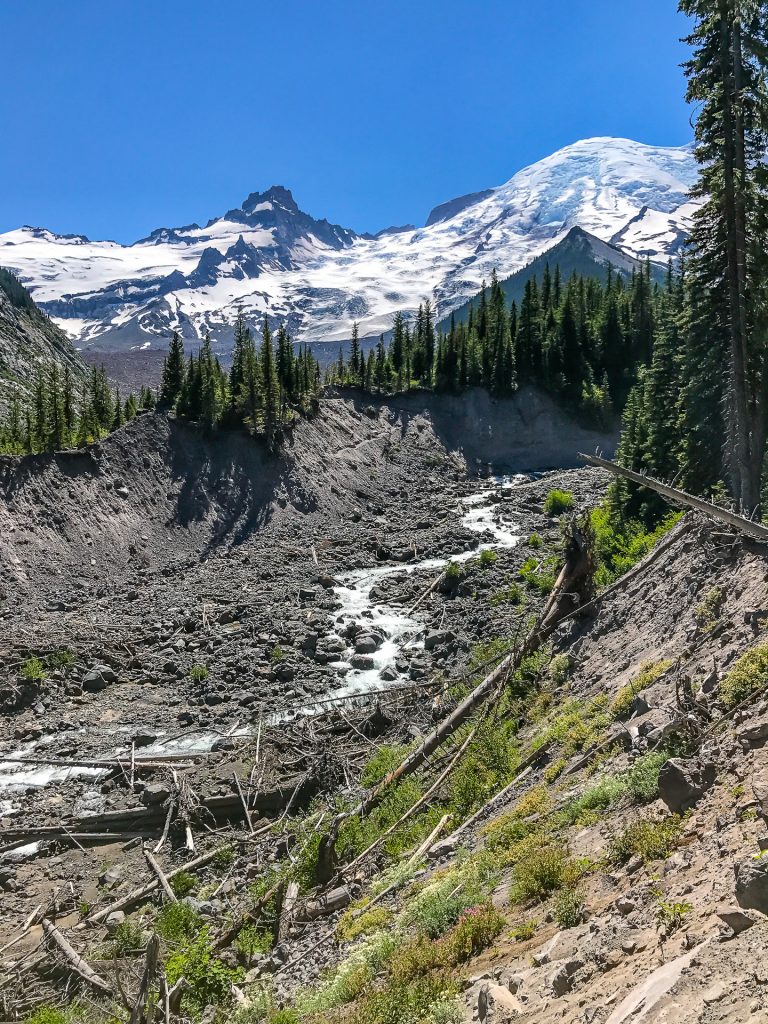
0;268;87;411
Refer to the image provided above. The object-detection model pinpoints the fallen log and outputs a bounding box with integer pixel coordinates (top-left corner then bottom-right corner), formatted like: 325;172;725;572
300;884;351;922
42;918;113;995
144;848;177;904
579;452;768;542
276;881;300;944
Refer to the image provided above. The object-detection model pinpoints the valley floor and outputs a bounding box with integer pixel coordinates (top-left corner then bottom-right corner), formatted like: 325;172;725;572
2;392;767;1024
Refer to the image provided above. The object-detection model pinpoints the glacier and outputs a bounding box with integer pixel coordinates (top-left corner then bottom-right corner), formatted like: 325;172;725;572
0;137;699;353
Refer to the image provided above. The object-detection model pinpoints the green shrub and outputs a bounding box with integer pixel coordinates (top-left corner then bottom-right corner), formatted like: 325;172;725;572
510;842;580;904
654;891;692;933
489;583;525;606
625;751;668;803
694;586;725;632
109;918;144;956
47;649;75;668
478;549;497;567
25;1008;69;1024
269;645;285;664
298;930;399;1014
360;743;411;786
610;660;673;718
213;843;235;868
169;870;197;898
512;918;536;941
391;903;503;982
188;664;209;681
448;723;520;820
21;657;46;681
402;858;499;939
528;532;543;548
560;776;626;825
155;901;201;943
609;817;682;865
721;642;768;709
553;886;585;928
446;903;505;961
543;489;574;516
443;561;464;583
590;505;683;587
519;556;559;593
165;926;243;1014
336;906;393;943
543;757;567;783
235;923;273;963
549;654;571;685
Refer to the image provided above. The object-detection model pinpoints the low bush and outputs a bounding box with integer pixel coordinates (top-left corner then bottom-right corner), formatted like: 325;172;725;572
528;532;543;548
553;885;585;928
721;641;768;709
188;664;209;681
155;901;201;943
21;657;46;681
165;926;243;1015
543;489;574;516
590;505;683;588
402;857;499;939
609;816;682;865
109;918;144;956
297;930;399;1015
336;906;394;943
519;556;559;594
478;549;497;567
169;870;197;898
26;1007;71;1024
694;586;725;632
446;903;505;961
489;583;525;606
510;840;581;904
235;923;274;963
549;654;571;685
512;918;537;941
624;751;668;803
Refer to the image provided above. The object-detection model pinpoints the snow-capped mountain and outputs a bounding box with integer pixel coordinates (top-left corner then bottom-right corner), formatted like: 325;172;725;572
0;138;698;352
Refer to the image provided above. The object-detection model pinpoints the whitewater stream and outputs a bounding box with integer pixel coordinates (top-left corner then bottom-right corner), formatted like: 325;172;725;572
0;477;525;805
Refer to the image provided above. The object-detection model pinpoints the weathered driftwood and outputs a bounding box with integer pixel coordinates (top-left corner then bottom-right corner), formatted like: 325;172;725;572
144;849;177;904
300;885;351;921
0;755;195;769
579;452;768;542
42;918;113;995
128;933;160;1024
276;881;300;944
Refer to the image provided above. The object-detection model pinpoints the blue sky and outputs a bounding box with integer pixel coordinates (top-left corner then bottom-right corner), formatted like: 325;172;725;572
0;0;692;241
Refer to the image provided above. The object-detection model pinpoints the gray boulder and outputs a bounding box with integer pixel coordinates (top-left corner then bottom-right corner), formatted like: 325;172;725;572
734;857;768;914
82;664;118;692
658;756;716;812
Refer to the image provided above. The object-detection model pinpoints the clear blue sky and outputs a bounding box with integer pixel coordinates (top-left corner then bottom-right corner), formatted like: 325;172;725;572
0;0;692;241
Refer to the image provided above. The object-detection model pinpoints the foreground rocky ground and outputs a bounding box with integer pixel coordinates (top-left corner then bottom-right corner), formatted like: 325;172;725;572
3;391;768;1024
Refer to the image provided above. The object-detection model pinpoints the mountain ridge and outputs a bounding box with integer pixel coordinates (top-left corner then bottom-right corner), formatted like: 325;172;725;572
0;137;699;354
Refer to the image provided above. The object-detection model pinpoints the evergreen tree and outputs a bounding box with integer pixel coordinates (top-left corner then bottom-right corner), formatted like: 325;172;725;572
159;332;186;408
680;0;768;510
